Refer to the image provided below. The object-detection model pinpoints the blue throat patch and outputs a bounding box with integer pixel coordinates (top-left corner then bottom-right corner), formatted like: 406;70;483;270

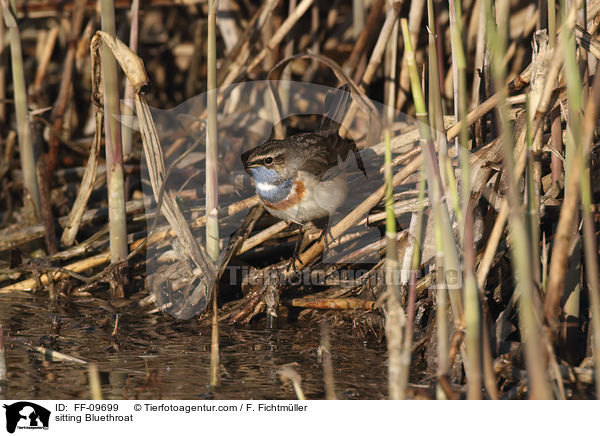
249;167;293;203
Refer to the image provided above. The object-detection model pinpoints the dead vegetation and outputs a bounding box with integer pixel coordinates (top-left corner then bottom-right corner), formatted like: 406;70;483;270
0;0;599;399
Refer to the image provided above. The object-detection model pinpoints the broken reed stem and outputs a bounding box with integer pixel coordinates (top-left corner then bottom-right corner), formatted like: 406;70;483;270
2;0;41;218
206;0;220;388
100;0;128;297
485;0;551;399
320;322;337;400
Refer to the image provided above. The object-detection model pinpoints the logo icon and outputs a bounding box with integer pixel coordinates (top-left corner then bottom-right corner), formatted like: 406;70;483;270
3;402;50;433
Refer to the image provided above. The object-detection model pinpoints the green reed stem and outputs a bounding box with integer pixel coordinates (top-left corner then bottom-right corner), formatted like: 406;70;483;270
485;0;552;399
384;126;406;399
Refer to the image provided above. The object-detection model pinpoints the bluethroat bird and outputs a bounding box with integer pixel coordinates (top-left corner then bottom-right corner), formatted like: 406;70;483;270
241;85;367;268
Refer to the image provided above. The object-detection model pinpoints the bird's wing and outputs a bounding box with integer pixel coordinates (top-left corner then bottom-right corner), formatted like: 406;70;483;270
295;132;366;180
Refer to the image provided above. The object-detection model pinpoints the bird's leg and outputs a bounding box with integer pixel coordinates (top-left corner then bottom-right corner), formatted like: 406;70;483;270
287;223;305;272
322;226;335;251
314;216;334;251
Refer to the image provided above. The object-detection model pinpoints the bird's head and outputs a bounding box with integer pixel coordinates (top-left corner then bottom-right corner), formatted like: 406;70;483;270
241;139;297;182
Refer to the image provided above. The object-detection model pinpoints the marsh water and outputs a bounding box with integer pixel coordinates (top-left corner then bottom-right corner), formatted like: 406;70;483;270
0;293;388;400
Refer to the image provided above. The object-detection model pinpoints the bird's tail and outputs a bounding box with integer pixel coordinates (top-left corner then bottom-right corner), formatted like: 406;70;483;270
321;85;367;179
320;84;351;132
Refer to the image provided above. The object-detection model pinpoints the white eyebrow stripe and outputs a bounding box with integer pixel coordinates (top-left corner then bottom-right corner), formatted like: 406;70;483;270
256;181;277;192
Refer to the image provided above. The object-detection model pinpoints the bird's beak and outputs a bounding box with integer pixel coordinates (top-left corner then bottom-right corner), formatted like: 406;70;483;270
240;150;258;175
240;149;252;169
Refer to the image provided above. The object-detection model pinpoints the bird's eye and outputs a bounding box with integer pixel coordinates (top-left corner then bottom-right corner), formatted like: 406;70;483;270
264;156;274;165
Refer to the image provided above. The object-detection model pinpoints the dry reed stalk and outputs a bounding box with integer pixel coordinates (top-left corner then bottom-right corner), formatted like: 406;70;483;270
1;0;41;218
246;0;314;74
218;0;279;85
100;0;127;298
360;2;403;88
398;169;426;398
60;110;102;245
397;0;426;110
46;0;85;178
341;2;402;134
91;30;217;313
579;70;600;401
320;322;337;400
544;2;585;327
206;0;220;388
554;36;600;398
445;64;532;141
0;251;110;292
121;0;139;158
278;366;306;400
475;3;581;291
353;0;365;39
88;363;103;400
31;26;59;95
239;221;289;254
289;298;375;310
528;32;552;288
345;0;385;77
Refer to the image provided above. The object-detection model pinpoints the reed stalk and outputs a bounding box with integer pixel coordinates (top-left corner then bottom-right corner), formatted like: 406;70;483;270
384;126;406;399
401;18;464;325
399;168;426;398
88;363;103;400
402;17;468;398
383;0;407;399
206;0;220;388
121;0;139;158
2;0;41;219
560;1;583;333
484;0;552;399
449;0;483;398
549;0;563;184
353;0;365;39
100;0;128;298
562;8;600;397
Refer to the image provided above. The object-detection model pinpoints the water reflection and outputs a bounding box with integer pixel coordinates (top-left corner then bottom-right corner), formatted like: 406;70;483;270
0;295;387;400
